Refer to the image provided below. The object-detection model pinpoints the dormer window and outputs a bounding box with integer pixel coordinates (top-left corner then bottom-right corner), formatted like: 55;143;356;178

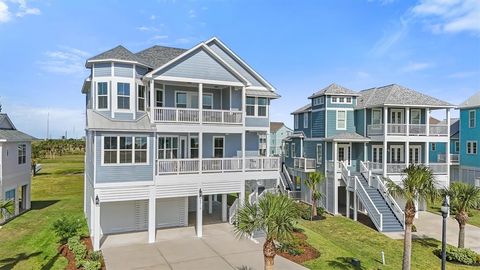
313;97;324;106
117;83;130;109
331;96;352;104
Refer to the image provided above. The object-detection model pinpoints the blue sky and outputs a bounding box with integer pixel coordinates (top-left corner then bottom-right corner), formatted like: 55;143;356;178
0;0;479;138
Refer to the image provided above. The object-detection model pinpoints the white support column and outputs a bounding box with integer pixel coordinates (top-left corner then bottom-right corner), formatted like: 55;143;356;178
241;131;246;206
426;108;430;136
197;191;203;237
383;107;388;177
222;194;227;222
353;180;358;221
241;132;246;173
406;107;410;136
363;142;367;161
346;189;350;218
199;83;203;124
148;187;156;243
93;196;101;251
333;141;338;215
266;131;271;157
406;140;410;166
242;86;246;126
425;142;430;166
149;79;154;124
208;195;213;214
14;186;19;215
214;194;218;202
199;132;203;175
300;138;304;158
446;108;451;186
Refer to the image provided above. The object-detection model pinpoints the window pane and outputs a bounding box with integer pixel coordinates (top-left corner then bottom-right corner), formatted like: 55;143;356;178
176;92;187;107
118;96;130;109
214;138;224;148
190;149;199;158
346;97;352;103
104;137;117;150
203;94;213;108
246;106;255;116
158;137;164;149
246;97;255;105
258;106;267;116
118;83;130;95
98;82;108;95
135;151;147;163
120;151;132;163
104;151;117;164
257;98;267;105
120;137;133;149
135;137;147;149
98;96;108;109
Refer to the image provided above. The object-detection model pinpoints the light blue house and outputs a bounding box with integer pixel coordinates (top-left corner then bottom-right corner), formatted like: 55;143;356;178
456;91;480;185
283;83;454;232
81;37;281;250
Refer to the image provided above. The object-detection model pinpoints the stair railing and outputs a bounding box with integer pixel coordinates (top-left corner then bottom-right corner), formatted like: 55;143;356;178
359;160;372;186
282;164;294;190
229;198;239;224
372;175;405;228
340;161;351;184
354;175;383;231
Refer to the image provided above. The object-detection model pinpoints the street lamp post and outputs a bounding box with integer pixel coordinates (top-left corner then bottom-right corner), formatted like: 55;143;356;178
440;196;450;270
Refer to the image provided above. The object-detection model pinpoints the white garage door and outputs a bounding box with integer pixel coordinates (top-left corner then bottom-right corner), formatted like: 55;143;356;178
156;197;187;228
101;200;148;234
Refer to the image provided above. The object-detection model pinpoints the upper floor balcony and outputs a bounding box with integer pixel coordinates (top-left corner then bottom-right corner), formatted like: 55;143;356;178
153;107;242;125
293;157;316;172
367;123;449;137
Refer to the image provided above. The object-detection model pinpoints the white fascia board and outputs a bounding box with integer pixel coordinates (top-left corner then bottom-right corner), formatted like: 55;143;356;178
153;75;245;87
205;37;276;91
87;59;151;69
379;104;456;109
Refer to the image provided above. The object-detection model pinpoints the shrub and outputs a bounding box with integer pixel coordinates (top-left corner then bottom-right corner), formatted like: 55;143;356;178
53;216;83;243
434;246;480;265
277;240;304;256
81;259;101;270
296;202;312;220
316;206;325;216
67;236;87;267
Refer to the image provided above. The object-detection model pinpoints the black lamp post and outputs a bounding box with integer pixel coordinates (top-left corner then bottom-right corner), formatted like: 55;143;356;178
440;196;450;270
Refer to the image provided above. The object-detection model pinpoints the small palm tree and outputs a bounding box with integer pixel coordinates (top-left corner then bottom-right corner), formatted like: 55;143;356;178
442;182;480;248
387;164;438;270
305;171;325;219
234;193;300;270
0;200;14;220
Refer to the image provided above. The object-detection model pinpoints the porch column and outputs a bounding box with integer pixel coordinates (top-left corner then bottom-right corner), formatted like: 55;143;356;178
406;107;410;136
214;194;218;202
240;131;246;206
93;196;101;251
199;83;203;124
346;189;350;218
197;190;203;237
266;131;271;157
383;107;388;177
353;193;358;221
208;195;213;214
363;143;367;161
300;138;304;157
446;108;451;186
333;141;338;215
14;186;19;215
406;141;410;166
426;108;430;136
199;132;203;175
425;142;430;167
149;79;154;124
242;87;246;126
148;187;156;243
222;194;227;222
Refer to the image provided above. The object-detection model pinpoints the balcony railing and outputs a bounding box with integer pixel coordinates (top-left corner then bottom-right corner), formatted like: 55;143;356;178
367;123;449;137
438;154;460;164
153;107;242;125
293;157;316;171
156;157;279;175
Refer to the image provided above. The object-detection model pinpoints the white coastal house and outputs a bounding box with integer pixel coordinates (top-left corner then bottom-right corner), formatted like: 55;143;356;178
268;122;293;156
81;37;282;250
0;113;35;223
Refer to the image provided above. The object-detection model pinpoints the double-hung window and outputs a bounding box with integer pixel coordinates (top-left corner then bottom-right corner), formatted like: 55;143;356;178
117;83;130;109
156;89;164;107
103;137;118;164
467;141;477;155
134;137;147;163
103;136;148;164
137;85;146;111
411;109;421;124
303;112;309;128
119;137;133;163
176;92;187;108
18;144;26;164
291;143;296;158
372;109;382;126
316;144;323;164
337;110;347;130
203;93;213;109
213;137;224;158
294;114;299;129
257;98;267;117
190;137;199;158
246;97;255;116
97;82;108;109
469;110;476;128
158;136;178;159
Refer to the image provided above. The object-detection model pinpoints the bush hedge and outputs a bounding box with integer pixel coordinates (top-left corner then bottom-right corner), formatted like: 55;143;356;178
434;246;480;266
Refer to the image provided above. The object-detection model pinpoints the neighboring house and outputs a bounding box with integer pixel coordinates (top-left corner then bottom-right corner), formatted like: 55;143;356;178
268;122;293;156
0;113;35;223
456;92;480;186
283;83;454;232
81;37;281;250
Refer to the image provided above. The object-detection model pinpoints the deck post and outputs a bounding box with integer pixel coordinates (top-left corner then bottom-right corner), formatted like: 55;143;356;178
333;141;338;215
93;196;101;251
208;195;213;214
346;189;350;218
353;181;358;221
383;106;388;177
148;187;156;243
199;83;203;124
197;190;203;237
446;108;451;186
222;194;227;222
149;79;154;123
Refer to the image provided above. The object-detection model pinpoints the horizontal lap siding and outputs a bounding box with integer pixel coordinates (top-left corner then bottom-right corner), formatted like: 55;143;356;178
355;109;365;136
326;110;355;136
158;49;241;83
113;113;134;120
460;108;480;168
203;133;242;158
245;117;269;127
94;63;111;77
311;110;325;137
429;143;446;163
114;63;133;78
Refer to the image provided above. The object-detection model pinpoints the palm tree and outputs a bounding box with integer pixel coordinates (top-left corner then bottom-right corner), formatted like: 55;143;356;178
387;164;438;270
442;182;480;248
234;193;300;270
0;200;14;220
305;171;325;218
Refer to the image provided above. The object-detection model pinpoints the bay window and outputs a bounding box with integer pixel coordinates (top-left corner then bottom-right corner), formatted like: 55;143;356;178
97;82;108;109
117;83;130;109
137;85;146;111
246;97;255;116
257;97;267;116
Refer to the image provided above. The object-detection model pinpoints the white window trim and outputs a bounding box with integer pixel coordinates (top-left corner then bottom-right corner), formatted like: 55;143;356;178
101;135;149;166
371;145;383;163
291;143;296;158
137;85;146;111
331;96;353;104
469;110;476;128
17;143;27;165
202;93;214;109
175;91;188;108
316;144;322;164
116;82;131;111
212;136;225;158
294;114;299;129
336;110;347;130
455;141;460;153
371;108;382;126
467;141;478;155
189;135;199;158
410;109;421;124
96;81;110;111
245;96;269;118
390;145;405;163
313;96;324;106
157;135;179;159
304;112;309;128
155;88;165;108
337;143;352;166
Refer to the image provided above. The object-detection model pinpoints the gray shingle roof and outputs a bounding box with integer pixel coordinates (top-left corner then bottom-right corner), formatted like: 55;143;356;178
325;132;370;142
309;83;360;99
291;104;311;115
459;91;480;109
0;114;36;141
135;45;187;69
87;45;152;67
356;84;453;108
246;89;280;98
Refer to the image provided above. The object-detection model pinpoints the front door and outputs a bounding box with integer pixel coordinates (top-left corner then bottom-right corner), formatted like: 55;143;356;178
179;136;188;159
372;146;383;163
337;144;351;166
409;145;422;164
390;109;404;134
390;145;404;163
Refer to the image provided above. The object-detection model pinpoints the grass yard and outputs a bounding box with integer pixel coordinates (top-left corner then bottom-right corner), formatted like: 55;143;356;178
298;216;477;269
0;154;86;270
428;199;480;228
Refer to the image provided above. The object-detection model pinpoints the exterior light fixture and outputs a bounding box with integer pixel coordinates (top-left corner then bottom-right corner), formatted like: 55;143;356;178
95;195;100;206
440;196;450;270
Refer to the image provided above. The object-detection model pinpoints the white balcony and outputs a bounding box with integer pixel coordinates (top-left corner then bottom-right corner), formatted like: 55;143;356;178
293;157;316;172
438;153;460;164
156;157;280;175
367;123;448;137
153;107;242;125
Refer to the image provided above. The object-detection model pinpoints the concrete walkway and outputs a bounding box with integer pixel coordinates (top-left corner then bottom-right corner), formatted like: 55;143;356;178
102;223;308;270
384;211;480;253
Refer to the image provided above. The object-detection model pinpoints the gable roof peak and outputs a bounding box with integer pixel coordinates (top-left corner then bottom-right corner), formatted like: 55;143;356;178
459;91;480;109
309;83;359;99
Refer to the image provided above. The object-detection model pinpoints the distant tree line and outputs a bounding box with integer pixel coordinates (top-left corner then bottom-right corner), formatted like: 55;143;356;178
32;139;85;175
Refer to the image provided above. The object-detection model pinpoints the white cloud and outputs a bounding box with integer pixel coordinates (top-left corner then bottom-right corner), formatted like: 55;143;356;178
151;35;168;40
370;18;409;56
412;0;480;33
137;26;158;31
188;9;196;18
448;70;480;78
401;61;434;72
0;1;11;22
150;15;156;20
38;47;90;75
175;37;191;44
356;71;371;78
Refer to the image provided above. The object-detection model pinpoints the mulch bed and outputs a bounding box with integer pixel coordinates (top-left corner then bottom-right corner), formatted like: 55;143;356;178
58;236;106;270
277;231;320;264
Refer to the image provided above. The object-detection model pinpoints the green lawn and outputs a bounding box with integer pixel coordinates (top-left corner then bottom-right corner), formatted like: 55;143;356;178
0;154;86;270
427;199;480;228
298;216;477;269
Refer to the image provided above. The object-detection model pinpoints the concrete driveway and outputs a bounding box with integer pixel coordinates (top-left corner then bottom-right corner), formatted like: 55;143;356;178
101;223;308;270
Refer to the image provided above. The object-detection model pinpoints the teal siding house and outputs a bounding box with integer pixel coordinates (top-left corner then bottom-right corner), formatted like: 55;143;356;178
283;83;454;232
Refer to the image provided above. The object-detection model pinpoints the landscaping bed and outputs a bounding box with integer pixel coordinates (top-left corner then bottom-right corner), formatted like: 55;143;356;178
278;230;320;264
59;237;105;270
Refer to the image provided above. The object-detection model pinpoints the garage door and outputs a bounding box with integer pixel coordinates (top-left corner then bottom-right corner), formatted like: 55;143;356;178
101;200;148;234
156;197;187;228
